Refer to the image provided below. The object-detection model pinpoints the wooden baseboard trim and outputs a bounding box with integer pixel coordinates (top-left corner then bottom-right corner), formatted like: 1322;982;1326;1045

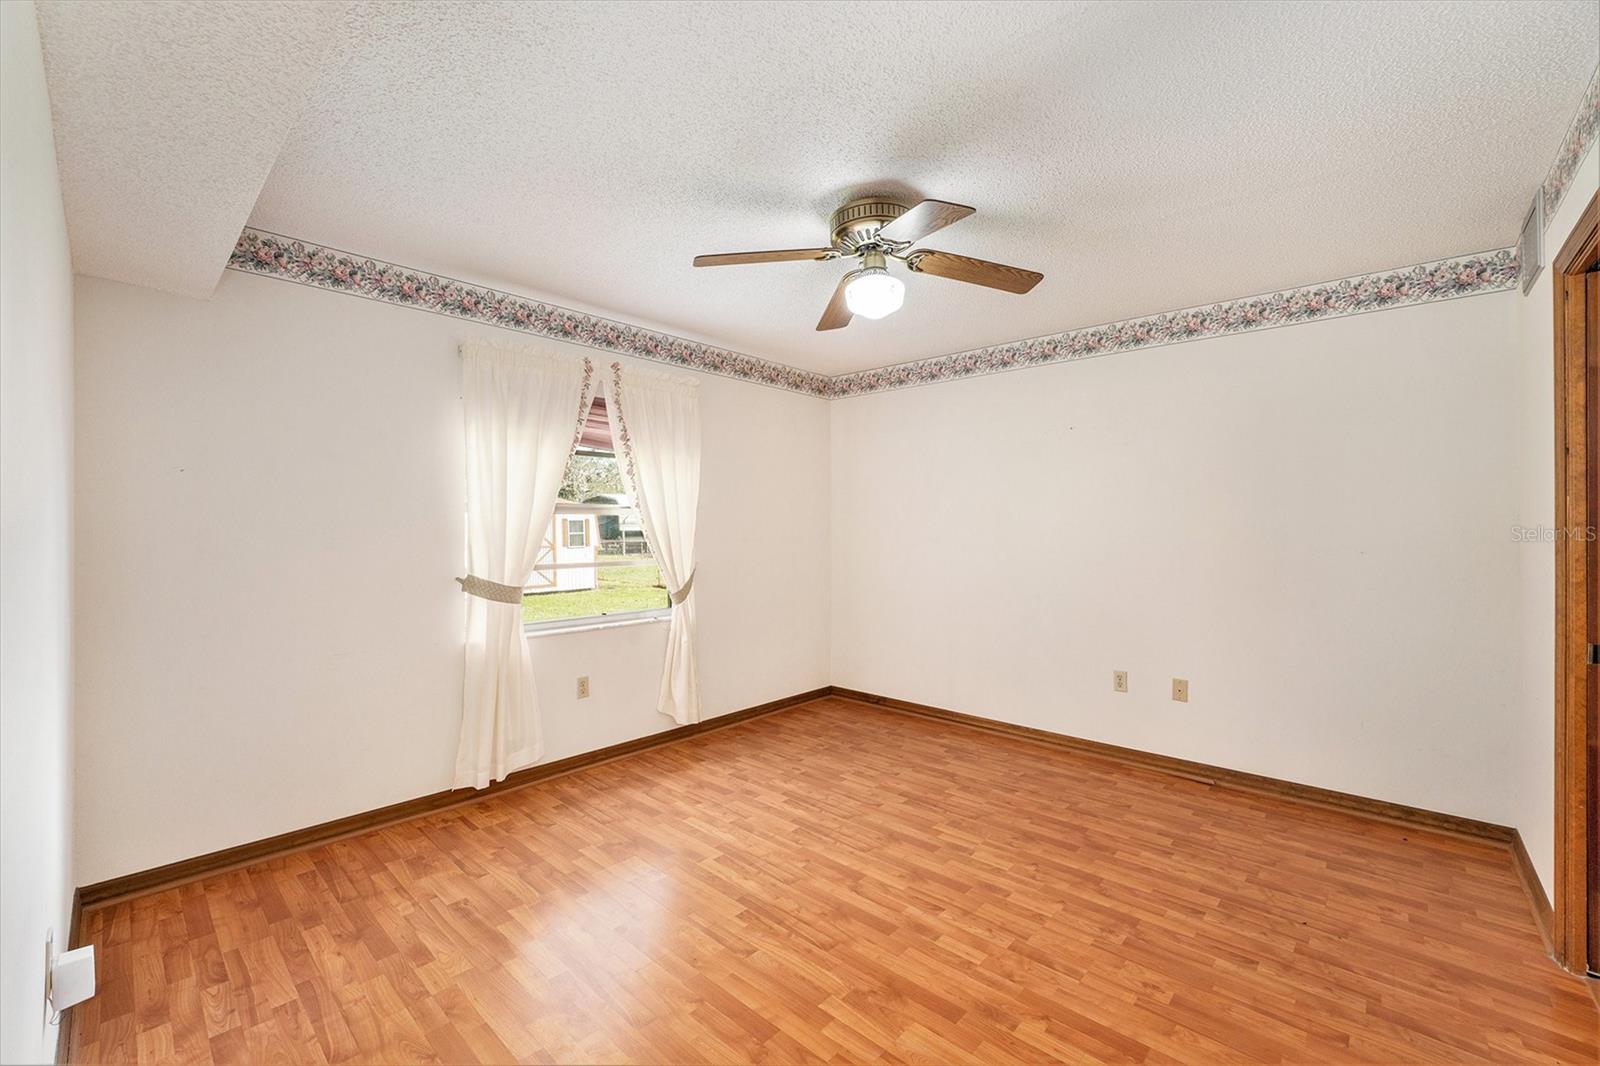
1511;828;1557;957
54;887;81;1066
78;687;831;910
829;687;1517;845
1507;828;1600;1007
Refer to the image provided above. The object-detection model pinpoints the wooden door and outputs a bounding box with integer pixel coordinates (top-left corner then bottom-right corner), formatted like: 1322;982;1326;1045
1553;191;1599;976
1587;269;1598;973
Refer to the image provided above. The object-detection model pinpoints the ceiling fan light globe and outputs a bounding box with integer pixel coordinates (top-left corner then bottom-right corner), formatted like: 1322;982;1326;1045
843;267;905;320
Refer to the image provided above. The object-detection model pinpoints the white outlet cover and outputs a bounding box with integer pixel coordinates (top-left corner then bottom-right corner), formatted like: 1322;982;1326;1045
49;945;95;1012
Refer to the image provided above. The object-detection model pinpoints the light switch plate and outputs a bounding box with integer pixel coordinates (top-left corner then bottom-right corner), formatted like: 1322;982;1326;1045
1172;678;1189;703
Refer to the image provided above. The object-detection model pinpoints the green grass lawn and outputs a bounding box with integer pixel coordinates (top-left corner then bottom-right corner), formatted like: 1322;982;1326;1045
522;557;668;623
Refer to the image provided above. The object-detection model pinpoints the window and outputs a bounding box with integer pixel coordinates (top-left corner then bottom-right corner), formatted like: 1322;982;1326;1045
523;397;670;630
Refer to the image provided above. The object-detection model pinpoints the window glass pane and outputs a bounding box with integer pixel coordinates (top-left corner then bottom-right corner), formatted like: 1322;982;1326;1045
526;449;667;625
522;558;667;623
560;452;624;503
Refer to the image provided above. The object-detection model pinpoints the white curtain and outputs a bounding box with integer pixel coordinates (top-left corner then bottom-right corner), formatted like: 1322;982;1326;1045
605;361;702;724
455;339;593;789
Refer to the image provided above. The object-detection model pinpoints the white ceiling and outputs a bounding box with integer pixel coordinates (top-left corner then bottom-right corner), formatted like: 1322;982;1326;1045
37;0;1600;375
33;0;344;299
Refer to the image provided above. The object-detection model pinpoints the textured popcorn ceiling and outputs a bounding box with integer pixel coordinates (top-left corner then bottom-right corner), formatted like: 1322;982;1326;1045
34;1;346;299
39;1;1600;372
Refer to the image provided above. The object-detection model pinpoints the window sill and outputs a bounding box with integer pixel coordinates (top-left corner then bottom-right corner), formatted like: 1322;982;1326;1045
524;611;670;639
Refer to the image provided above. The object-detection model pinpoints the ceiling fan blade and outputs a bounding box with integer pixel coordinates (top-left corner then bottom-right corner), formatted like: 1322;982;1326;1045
816;275;853;331
876;199;975;245
692;248;834;267
907;249;1043;294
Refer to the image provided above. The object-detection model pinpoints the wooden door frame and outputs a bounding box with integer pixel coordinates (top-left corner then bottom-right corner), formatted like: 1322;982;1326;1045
1552;189;1599;976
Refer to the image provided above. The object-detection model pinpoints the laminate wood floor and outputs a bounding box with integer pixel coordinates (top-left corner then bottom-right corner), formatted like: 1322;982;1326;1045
70;696;1598;1064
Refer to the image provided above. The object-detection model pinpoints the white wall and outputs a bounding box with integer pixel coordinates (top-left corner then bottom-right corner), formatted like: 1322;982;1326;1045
0;2;77;1062
832;290;1527;830
73;271;830;885
74;250;1561;893
1512;137;1599;898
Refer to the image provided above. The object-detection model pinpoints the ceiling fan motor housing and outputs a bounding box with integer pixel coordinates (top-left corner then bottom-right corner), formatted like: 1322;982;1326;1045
829;198;908;252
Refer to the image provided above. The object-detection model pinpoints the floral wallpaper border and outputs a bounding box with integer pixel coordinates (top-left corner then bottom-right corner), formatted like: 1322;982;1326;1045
1541;65;1600;226
230;229;1518;400
825;248;1518;396
228;229;833;396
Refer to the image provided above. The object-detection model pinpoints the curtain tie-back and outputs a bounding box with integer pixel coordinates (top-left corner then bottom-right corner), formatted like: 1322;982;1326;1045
455;574;524;605
669;569;695;606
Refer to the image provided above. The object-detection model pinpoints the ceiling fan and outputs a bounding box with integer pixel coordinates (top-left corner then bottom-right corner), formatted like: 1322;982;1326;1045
692;197;1044;331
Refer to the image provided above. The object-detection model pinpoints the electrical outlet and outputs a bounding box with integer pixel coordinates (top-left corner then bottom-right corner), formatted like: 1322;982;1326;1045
1113;670;1128;693
1172;678;1189;703
576;676;590;699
